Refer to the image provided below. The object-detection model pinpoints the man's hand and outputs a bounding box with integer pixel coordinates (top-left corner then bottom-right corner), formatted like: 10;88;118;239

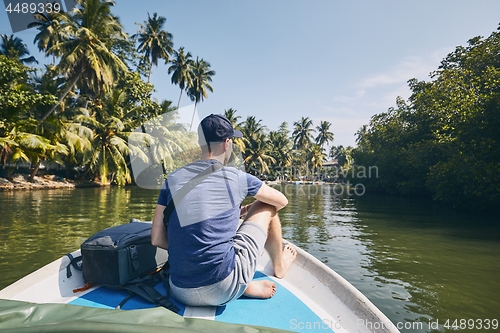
240;203;253;217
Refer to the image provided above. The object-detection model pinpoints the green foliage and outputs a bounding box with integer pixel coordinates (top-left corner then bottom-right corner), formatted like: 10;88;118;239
120;71;156;109
0;56;58;171
353;26;500;210
269;129;293;169
307;144;327;169
0;56;56;123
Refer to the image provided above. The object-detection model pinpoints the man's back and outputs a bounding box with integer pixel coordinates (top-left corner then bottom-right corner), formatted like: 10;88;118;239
157;159;262;288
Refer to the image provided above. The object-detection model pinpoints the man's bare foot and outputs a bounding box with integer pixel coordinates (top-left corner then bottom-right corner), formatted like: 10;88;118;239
274;243;297;278
243;280;276;299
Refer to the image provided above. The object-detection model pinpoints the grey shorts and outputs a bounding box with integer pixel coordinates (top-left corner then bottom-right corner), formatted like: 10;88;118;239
169;222;267;306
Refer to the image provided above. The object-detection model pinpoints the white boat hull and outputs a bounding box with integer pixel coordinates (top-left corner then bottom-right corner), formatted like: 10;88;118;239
0;241;399;333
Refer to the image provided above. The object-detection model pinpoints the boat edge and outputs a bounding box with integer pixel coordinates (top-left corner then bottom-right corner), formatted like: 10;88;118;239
290;244;400;333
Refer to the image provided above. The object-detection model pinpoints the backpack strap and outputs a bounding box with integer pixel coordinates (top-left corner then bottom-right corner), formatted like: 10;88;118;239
159;261;173;301
116;262;179;313
118;282;179;313
163;162;224;229
65;253;82;278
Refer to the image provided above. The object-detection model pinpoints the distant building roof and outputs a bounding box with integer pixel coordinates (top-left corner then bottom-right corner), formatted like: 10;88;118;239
323;159;338;166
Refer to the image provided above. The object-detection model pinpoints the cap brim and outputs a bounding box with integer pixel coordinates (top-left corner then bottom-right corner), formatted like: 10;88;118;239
233;129;243;138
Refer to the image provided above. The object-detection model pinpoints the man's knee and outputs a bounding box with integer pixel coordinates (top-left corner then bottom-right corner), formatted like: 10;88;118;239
244;201;276;231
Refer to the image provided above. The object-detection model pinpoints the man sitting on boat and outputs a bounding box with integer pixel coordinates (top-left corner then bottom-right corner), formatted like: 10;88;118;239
151;114;297;306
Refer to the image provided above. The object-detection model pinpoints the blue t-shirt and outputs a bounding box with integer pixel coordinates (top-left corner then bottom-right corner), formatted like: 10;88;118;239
157;159;263;288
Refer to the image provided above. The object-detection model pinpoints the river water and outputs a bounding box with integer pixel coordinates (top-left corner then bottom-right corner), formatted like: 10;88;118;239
0;185;499;333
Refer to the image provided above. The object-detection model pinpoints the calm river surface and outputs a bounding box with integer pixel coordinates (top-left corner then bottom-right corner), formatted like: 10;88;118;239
0;185;499;333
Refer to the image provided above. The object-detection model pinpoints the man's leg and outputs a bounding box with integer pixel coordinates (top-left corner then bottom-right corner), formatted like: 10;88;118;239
242;200;297;298
262;207;297;278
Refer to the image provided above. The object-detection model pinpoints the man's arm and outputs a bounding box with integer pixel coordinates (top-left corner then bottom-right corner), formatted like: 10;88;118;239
151;204;169;250
253;183;288;211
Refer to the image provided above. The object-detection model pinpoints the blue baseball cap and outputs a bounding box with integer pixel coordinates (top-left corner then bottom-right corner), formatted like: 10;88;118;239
198;114;243;144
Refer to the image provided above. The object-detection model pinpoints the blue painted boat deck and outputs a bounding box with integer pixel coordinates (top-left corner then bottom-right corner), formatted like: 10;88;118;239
69;271;333;333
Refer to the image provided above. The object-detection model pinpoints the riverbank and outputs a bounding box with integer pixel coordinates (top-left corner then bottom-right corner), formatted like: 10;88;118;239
0;174;75;191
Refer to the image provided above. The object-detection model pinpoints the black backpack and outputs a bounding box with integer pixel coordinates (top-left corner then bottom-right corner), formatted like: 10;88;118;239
68;220;178;312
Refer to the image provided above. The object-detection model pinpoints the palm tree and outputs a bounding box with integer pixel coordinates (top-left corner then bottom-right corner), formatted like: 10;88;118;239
306;144;327;180
159;99;177;117
315;120;334;148
330;145;347;167
129;97;197;178
344;146;354;169
187;57;215;130
355;124;369;150
41;0;128;122
147;120;198;173
168;47;193;110
292;117;315;150
238;116;272;175
32;66;92;177
308;144;327;169
32;65;65;116
278;121;290;137
74;88;144;185
0;34;38;65
269;130;293;171
82;115;132;185
243;132;275;176
224;108;241;127
27;6;67;63
0;136;17;175
135;12;174;82
355;125;367;142
224;108;245;152
240;116;266;142
9;129;68;180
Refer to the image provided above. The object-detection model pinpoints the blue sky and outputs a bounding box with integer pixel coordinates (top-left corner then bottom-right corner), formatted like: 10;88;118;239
2;1;500;147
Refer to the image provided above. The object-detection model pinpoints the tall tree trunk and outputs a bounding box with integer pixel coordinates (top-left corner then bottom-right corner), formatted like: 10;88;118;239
189;102;198;131
6;167;14;180
29;160;41;180
139;124;167;178
40;74;80;122
140;124;155;165
176;89;182;111
161;159;167;175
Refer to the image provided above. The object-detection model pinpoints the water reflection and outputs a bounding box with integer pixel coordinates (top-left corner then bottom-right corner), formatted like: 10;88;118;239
0;187;158;290
352;195;500;333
